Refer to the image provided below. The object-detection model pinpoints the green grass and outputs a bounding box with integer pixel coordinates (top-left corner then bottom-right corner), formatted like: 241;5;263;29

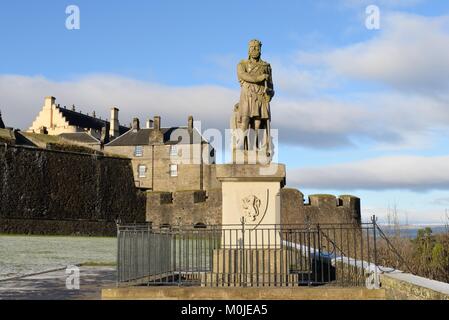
22;132;61;144
21;132;102;154
0;233;115;239
0;235;117;280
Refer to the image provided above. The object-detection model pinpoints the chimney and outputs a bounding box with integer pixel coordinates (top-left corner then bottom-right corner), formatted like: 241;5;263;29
154;116;161;131
132;118;140;131
44;96;56;109
188;115;194;131
101;123;110;145
149;116;163;144
146;119;154;129
110;107;120;138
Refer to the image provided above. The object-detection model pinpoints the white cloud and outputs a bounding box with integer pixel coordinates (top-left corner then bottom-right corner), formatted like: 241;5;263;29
2;13;449;150
2;74;364;147
1;73;448;150
431;197;449;206
361;205;446;224
270;59;338;97
0;74;236;131
321;13;449;93
289;155;449;191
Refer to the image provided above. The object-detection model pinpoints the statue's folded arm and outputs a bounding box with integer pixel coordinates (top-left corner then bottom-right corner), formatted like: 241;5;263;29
237;63;265;84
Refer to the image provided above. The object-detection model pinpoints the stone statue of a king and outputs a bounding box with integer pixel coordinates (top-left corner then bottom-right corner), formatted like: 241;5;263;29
234;39;275;160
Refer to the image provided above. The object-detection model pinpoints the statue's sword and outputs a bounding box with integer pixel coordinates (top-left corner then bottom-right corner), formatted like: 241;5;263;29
264;79;272;158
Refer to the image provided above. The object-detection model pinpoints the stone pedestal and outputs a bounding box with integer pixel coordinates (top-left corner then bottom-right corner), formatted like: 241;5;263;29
216;163;286;248
201;248;303;287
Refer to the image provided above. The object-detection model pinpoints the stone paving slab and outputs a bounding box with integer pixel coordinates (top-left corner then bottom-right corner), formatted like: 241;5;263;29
0;266;116;300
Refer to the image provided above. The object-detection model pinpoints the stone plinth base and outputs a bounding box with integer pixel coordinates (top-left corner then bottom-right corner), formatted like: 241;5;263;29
220;227;282;249
216;163;285;249
201;273;301;287
200;248;309;287
216;164;286;248
102;287;387;300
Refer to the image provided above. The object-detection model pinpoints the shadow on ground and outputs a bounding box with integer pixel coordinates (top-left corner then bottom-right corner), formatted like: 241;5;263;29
0;266;116;300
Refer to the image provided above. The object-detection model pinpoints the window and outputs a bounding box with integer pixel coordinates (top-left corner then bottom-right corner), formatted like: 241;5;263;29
169;145;178;157
138;165;146;178
134;146;143;157
169;164;178;177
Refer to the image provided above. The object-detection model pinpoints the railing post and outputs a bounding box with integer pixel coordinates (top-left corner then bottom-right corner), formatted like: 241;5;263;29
371;215;379;287
240;217;246;287
317;223;322;284
115;220;120;287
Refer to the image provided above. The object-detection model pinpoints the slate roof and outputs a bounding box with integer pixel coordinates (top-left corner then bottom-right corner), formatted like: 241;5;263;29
57;107;129;135
106;127;206;147
14;131;37;147
59;132;100;144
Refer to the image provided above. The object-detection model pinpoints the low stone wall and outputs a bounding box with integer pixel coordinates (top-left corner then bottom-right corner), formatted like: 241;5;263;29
102;286;386;300
381;272;449;300
0;145;146;236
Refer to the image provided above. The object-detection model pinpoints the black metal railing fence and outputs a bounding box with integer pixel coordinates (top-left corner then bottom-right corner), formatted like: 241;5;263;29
117;219;383;287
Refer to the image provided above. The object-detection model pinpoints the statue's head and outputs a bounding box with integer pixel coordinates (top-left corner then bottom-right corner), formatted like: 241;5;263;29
248;39;262;60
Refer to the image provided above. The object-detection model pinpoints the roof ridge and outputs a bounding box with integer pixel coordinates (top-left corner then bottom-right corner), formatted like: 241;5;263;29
59;131;101;143
104;128;133;146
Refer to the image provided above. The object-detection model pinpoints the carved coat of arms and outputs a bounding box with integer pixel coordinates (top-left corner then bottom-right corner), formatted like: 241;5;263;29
241;190;269;226
242;195;262;222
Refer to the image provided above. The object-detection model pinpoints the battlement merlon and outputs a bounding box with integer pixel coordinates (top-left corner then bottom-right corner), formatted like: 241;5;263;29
147;190;219;206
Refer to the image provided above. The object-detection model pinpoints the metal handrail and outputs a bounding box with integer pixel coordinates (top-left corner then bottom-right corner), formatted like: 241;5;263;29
371;216;414;274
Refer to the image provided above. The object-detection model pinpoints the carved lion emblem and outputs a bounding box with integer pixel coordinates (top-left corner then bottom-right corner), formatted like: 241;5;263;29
241;195;262;222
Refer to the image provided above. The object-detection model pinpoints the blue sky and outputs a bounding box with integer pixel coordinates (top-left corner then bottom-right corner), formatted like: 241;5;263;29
1;0;449;224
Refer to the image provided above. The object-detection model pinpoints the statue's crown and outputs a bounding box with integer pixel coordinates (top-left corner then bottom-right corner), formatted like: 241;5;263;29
249;39;262;47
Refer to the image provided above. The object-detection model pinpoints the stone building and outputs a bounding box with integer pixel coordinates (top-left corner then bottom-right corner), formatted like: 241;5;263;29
28;96;129;144
104;116;219;192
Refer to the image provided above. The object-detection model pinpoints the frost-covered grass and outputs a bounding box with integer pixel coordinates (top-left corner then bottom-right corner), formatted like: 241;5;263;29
0;235;116;280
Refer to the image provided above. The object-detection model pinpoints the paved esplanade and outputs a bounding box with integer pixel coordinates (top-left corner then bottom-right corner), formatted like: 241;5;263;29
0;266;115;300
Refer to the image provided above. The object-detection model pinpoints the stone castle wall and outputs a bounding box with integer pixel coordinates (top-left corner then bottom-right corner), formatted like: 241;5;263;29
0;144;360;235
281;188;361;225
146;188;361;227
0;145;146;236
146;189;222;227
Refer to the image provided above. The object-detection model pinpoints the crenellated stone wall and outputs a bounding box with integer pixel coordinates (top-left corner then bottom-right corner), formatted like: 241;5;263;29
146;187;361;227
281;188;361;225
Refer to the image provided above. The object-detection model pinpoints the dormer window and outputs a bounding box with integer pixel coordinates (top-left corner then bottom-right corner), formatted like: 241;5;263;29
134;146;143;157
